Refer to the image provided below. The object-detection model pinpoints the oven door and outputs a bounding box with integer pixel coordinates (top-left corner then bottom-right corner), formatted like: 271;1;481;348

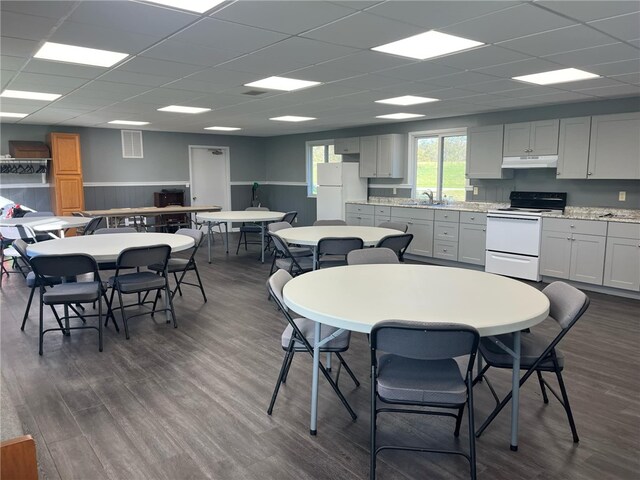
486;214;542;256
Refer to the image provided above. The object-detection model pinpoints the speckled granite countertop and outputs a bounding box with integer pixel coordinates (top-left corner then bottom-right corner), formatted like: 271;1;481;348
347;198;640;224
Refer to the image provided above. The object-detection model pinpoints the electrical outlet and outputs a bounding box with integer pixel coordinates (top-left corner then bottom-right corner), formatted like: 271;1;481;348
619;191;626;201
393;187;397;195
473;186;479;195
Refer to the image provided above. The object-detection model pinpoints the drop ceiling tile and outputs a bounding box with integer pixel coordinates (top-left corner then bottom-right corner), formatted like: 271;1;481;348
367;1;517;30
254;37;358;66
119;57;203;78
280;83;363;104
212;1;356;35
284;63;361;83
0;37;39;57
522;91;598;103
610;72;640;85
321;51;417;76
166;78;227;94
460;79;530;94
172;18;288;55
302;11;425;49
433;46;531;71
0;99;49;112
377;62;461;82
537;1;640;23
475;58;566;78
557;77;627;91
49;22;162;55
184;68;260;88
588;59;640;76
130;88;209;105
212;85;282;98
219;51;311;76
498;25;620;57
0;1;75;19
97;102;162;114
0;55;25;71
53;94;119;108
0;70;16;89
440;4;575;44
426;71;501;88
99;70;176;88
0;12;59;41
22;59;106;80
589;12;640;41
67;1;198;37
413;87;480;100
72;81;151;101
331;74;414;90
543;43;640;68
576;83;640;97
11;71;91;91
498;85;568;98
141;40;238;67
182;93;254;108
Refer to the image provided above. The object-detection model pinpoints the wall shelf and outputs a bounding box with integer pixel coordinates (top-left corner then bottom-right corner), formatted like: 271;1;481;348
0;158;50;183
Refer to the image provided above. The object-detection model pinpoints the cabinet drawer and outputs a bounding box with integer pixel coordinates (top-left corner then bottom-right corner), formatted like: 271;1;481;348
346;204;374;215
434;240;458;261
434;221;459;241
608;222;640;240
434;210;460;223
390;207;434;221
542;217;607;236
373;206;391;216
459;212;487;225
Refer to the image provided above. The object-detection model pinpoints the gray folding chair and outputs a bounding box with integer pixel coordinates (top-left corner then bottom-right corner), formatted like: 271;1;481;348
281;211;297;224
106;244;176;339
81;216;106;235
30;254;106;355
0;225;38;287
269;233;313;276
313;219;346;226
236;206;269;254
347;247;399;265
376;233;413;262
148;228;207;303
316;237;363;269
370;320;480;480
378;221;408;232
267;270;359;420
475;281;590;444
268;222;312;274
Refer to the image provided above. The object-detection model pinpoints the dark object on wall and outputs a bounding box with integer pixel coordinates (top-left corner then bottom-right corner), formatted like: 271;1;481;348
154;190;187;233
8;141;51;159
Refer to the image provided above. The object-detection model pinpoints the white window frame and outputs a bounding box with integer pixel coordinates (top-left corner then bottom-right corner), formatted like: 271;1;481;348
306;139;337;197
408;128;469;201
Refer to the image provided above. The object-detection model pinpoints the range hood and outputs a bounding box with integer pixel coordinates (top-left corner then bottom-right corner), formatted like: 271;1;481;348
502;155;558;169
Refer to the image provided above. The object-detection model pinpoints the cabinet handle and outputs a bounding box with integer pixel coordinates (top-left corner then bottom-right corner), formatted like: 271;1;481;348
443;232;448;235
572;238;576;241
482;229;486;232
470;217;475;220
407;221;413;225
444;215;448;218
570;225;575;228
567;237;571;240
556;172;560;176
588;172;592;176
443;248;448;252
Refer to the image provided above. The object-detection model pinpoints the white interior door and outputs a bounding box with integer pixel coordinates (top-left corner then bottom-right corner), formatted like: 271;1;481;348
189;146;231;212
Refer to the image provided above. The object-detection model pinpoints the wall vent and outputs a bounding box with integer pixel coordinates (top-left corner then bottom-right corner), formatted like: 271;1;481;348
242;90;267;96
121;130;144;158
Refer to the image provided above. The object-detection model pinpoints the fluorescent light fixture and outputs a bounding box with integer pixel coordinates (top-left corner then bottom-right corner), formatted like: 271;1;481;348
141;0;225;13
0;112;28;118
108;120;150;126
513;68;600;85
34;42;128;68
375;95;439;106
245;76;321;92
372;30;483;60
376;113;425;120
0;89;61;101
205;126;242;131
269;115;316;122
158;105;211;114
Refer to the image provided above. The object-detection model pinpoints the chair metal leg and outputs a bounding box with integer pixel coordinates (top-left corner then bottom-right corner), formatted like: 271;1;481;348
454;405;465;437
98;296;103;352
537;370;549;404
192;264;207;302
370;365;377;480
335;352;360;387
173;272;183;297
117;289;130;339
38;290;44;355
63;304;70;336
555;370;579;443
235;231;243;254
21;286;36;330
167;284;178;328
268;342;295;415
281;349;295;384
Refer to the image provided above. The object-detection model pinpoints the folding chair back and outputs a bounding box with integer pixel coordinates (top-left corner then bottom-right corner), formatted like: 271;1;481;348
281;211;297;224
268;221;292;233
0;225;38;242
347;247;399;265
82;216;106;235
317;237;363;256
375;233;413;260
94;227;136;234
544;281;590;330
378;221;408;232
30;253;99;279
116;244;171;270
175;228;203;248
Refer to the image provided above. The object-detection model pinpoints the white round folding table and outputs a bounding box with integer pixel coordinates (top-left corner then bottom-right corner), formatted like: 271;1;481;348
283;264;550;449
196;211;285;263
0;216;92;238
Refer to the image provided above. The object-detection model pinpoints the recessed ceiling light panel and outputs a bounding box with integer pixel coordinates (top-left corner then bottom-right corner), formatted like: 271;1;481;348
158;105;211;114
375;95;439;106
269;116;316;122
245;76;321;92
34;42;129;68
376;113;425;120
372;30;483;60
513;68;600;85
141;0;225;13
108;120;150;126
205;126;242;131
0;89;61;101
0;112;28;118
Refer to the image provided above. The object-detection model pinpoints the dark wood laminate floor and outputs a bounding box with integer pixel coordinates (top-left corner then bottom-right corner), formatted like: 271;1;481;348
1;237;639;480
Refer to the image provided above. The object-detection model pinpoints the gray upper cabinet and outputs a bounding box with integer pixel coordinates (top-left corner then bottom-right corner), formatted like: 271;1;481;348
466;125;511;179
588;112;640;180
359;134;403;178
556;117;591;179
334;137;360;155
503;120;559;156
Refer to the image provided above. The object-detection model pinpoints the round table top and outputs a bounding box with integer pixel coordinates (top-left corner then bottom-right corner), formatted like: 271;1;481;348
283;265;550;337
275;225;402;247
0;216;91;231
197;211;285;222
26;232;193;262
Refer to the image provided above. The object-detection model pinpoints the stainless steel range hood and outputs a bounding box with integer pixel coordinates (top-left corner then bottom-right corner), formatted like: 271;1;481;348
502;155;558;169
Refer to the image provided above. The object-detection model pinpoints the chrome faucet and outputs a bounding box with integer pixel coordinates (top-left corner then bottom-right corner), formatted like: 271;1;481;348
422;190;434;204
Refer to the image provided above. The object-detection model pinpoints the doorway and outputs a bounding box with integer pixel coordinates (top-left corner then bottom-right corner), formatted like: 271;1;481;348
188;145;231;212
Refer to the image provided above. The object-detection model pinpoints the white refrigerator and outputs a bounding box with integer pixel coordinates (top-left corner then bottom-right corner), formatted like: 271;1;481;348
316;162;367;221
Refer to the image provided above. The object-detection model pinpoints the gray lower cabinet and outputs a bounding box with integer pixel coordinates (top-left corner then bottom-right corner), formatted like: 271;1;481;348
540;231;572;279
569;234;606;285
407;220;434;257
346;213;374;226
588;112;640;179
603;237;640;291
458;223;486;265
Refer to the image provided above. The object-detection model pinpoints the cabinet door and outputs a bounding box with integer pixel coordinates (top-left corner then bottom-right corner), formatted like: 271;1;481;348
588;112;640;179
50;133;82;175
405;220;433;257
458;223;486;265
466;125;505;179
569;234;606;285
603;237;640;291
540;230;572;278
434;240;458;261
359;136;377;177
55;175;84;212
503;123;531;156
334;137;359;154
530;119;559;155
376;134;403;178
556;117;591;179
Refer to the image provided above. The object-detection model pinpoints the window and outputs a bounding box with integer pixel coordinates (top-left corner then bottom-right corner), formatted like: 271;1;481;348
411;129;467;203
306;140;341;196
